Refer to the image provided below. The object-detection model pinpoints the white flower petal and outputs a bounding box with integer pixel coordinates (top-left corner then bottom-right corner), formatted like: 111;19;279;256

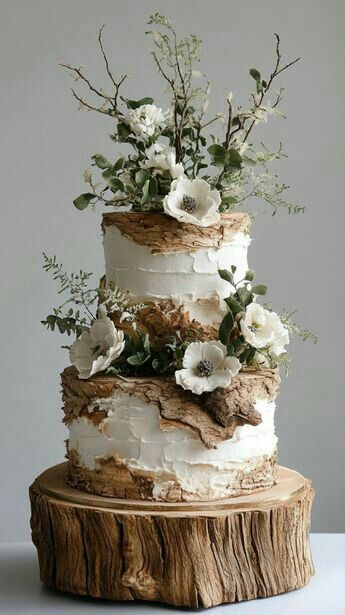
182;342;205;368
69;313;125;379
163;176;221;227
202;344;226;369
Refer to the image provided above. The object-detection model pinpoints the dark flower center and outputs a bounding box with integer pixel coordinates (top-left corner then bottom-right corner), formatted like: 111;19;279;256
248;321;260;333
182;194;198;213
196;359;214;377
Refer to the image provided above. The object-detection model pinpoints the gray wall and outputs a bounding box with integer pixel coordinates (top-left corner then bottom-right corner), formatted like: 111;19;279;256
0;0;343;542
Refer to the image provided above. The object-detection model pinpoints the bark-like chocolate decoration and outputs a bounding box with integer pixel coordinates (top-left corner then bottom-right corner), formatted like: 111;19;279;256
65;449;277;502
102;211;250;254
61;367;280;449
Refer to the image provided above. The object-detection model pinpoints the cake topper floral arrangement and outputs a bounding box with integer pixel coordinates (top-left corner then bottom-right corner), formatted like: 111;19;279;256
42;14;315;394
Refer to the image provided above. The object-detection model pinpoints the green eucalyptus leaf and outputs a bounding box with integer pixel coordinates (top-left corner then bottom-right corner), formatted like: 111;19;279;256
73;193;96;210
92;154;109;169
117;122;131;139
135;169;150;187
107;177;124;192
245;269;255;281
228;149;242;166
208;144;227;165
226;343;235;355
221;196;238;205
113;157;125;172
237;286;253;307
251;284;268;295
249;68;261;82
126;97;154;109
127;354;145;366
218;269;234;284
224;296;243;315
219;311;235;346
141;176;158;204
102;167;116;179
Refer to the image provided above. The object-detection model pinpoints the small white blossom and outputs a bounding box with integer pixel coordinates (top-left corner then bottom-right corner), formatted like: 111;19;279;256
163;176;221;227
127;104;167;141
69;305;125;379
175;341;241;395
141;143;185;179
240;303;289;356
253;100;276;125
227;91;234;103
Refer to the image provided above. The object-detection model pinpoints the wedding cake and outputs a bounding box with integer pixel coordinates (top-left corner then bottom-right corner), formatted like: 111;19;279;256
62;211;281;501
41;14;311;505
32;14;315;608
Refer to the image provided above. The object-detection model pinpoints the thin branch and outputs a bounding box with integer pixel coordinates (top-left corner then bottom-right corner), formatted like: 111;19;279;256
98;25;117;88
98;25;127;110
60;63;111;101
70;89;113;115
224;99;233;149
241;35;300;145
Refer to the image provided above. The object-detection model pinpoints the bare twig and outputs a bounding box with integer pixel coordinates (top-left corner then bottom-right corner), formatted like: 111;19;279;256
98;25;127;110
241;35;299;145
70;89;113;115
60;63;111;101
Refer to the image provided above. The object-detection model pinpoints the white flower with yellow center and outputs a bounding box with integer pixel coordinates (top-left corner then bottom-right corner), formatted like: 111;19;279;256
69;305;125;379
141;143;185;179
240;303;289;355
127;104;167;141
175;341;241;395
163;177;221;227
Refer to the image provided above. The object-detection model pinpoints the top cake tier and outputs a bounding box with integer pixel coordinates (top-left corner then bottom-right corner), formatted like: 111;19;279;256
102;212;251;323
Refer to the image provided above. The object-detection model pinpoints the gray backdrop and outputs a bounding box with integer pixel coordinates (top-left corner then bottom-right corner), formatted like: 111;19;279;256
0;0;344;542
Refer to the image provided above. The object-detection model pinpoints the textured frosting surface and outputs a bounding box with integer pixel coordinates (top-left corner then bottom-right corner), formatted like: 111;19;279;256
103;225;250;314
68;391;277;499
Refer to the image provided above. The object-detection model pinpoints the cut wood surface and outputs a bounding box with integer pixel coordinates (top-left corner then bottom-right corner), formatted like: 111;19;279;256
30;463;314;608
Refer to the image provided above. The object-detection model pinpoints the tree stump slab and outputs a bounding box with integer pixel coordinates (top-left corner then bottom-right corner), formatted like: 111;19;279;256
29;463;314;608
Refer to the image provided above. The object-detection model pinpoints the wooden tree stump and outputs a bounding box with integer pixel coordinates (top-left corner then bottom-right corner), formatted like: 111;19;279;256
29;463;314;608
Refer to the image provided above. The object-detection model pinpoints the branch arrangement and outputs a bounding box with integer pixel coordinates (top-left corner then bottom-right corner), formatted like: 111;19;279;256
61;13;304;217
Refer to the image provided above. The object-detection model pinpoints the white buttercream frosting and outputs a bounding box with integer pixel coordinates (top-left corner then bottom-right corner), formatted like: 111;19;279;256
68;391;277;499
103;226;250;322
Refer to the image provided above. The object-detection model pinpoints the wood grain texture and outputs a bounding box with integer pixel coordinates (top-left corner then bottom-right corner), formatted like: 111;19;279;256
61;366;280;449
101;211;250;254
30;464;314;608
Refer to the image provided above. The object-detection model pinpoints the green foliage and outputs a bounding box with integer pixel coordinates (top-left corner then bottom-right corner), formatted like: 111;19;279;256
73;193;96;210
280;310;318;344
41;254;98;338
63;14;302;217
218;267;275;367
106;331;188;378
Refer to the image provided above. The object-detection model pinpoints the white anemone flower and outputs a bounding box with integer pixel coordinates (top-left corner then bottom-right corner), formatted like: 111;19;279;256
163;177;221;227
141;143;184;179
69;305;125;379
240;303;289;355
175;341;241;395
126;104;167;141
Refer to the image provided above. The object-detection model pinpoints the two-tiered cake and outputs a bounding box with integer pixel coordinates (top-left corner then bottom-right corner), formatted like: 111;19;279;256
63;212;280;502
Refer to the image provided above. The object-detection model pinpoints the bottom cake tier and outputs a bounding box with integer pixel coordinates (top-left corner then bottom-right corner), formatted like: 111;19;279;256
29;463;314;608
62;366;280;501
